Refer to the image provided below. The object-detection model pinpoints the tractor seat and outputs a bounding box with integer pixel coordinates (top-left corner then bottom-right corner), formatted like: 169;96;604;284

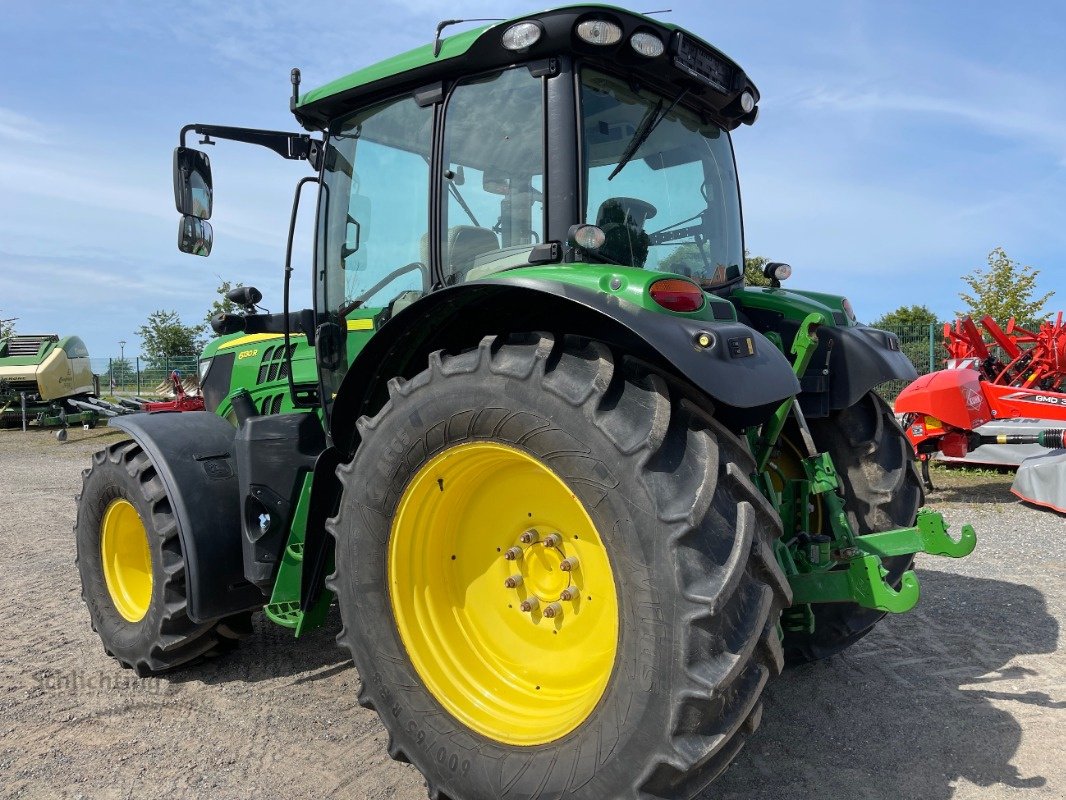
420;226;500;284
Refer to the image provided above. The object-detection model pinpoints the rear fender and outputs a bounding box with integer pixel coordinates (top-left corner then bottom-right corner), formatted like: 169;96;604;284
328;278;801;453
109;412;265;623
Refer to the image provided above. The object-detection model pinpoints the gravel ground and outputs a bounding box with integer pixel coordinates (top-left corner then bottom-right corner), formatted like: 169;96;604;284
0;427;1062;800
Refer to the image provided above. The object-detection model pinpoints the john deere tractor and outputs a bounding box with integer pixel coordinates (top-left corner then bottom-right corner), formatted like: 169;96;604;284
75;7;976;798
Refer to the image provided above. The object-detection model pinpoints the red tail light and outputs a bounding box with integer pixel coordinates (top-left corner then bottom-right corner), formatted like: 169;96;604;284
649;278;704;312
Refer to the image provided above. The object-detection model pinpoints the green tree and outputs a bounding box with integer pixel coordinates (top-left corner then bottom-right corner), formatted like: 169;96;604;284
870;304;945;376
0;312;16;339
204;279;239;332
871;304;939;328
958;247;1053;329
743;253;771;287
137;310;204;366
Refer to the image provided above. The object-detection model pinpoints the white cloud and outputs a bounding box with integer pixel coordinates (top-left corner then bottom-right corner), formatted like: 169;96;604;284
0;106;50;144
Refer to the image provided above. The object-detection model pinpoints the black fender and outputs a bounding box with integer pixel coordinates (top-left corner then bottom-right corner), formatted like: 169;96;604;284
109;412;265;623
329;278;801;452
774;319;917;417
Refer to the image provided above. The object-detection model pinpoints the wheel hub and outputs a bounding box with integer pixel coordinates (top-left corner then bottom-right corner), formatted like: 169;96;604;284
507;530;574;609
100;498;153;623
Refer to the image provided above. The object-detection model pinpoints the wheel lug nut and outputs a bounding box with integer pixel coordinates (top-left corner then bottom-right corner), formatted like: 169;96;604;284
559;556;579;572
543;532;562;548
543;602;563;619
504;574;523;589
503;546;523;561
559;586;580;601
519;528;539;544
519;597;540;613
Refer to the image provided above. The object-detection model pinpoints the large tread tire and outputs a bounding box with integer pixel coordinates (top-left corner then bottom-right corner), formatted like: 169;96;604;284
782;391;923;664
75;439;251;676
329;333;791;800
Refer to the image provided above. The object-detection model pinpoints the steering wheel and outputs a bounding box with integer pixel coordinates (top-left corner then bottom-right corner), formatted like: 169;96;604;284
353;262;429;306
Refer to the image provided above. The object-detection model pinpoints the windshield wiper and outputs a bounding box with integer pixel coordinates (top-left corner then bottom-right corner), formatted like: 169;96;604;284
607;88;688;181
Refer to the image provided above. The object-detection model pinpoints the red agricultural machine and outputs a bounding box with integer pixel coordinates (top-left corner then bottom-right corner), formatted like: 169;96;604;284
896;313;1066;510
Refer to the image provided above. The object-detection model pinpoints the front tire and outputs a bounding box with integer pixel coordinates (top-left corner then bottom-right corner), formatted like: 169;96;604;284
330;333;790;800
782;391;923;664
75;440;250;675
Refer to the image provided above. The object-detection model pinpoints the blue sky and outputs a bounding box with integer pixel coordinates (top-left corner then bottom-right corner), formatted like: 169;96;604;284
1;1;1064;359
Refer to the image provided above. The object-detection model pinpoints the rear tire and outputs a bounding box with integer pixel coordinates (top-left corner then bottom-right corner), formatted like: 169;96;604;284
329;333;791;800
782;391;922;664
75;439;251;675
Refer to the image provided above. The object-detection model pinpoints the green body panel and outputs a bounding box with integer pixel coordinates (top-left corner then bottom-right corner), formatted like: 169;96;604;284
204;310;381;421
0;354;50;368
730;285;854;327
298;27;491;107
489;263;737;321
211;337;319;420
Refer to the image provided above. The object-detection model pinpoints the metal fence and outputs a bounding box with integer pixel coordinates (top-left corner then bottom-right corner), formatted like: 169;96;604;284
90;356;199;397
875;323;949;401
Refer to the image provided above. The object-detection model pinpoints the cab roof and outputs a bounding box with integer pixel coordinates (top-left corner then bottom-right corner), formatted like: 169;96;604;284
293;4;758;132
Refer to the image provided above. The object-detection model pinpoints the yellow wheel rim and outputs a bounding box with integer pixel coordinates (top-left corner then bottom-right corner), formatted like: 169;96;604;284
389;442;619;746
768;434;825;533
100;498;154;622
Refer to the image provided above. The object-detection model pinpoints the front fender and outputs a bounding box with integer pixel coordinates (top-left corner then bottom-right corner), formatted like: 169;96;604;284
795;323;917;415
330;278;800;451
731;286;916;415
109;412;264;622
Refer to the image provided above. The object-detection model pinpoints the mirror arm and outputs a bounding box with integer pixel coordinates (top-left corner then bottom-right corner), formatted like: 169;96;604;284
180;124;322;166
213;310;316;340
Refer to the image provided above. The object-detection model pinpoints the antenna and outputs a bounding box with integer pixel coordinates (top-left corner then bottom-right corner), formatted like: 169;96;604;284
434;18;504;57
642;9;672;15
290;68;302;111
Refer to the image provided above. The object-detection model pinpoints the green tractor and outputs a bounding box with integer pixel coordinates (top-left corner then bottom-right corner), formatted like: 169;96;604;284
75;6;976;797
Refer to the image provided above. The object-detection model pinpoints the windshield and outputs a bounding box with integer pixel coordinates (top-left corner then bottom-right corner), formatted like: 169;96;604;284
580;69;744;286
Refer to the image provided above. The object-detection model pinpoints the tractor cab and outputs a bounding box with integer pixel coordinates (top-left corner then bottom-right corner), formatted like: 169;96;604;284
174;6;762;412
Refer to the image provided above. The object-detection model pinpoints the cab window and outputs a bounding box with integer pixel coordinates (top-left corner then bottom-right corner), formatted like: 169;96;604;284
439;68;545;284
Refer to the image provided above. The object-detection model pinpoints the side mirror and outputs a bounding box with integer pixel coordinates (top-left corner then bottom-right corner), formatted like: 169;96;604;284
178;215;213;256
173;147;213;219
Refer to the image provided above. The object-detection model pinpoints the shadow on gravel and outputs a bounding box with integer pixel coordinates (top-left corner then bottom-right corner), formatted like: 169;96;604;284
710;568;1059;800
925;482;1018;505
168;606;351;686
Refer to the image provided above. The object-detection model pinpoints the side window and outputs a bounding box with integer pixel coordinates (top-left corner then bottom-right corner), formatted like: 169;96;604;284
440;68;545;284
320;96;432;314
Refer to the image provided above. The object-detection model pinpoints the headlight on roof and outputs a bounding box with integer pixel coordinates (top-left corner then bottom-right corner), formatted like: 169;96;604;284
576;19;623;46
630;31;664;57
502;21;542;51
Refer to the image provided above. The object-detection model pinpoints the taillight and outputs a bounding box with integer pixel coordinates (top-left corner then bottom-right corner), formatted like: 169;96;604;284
649;278;704;312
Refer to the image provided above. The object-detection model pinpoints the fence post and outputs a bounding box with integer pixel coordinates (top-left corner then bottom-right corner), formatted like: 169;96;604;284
136;357;141;396
928;324;935;373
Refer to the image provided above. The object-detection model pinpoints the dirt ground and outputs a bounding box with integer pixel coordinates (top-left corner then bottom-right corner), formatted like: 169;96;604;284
0;427;1062;800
